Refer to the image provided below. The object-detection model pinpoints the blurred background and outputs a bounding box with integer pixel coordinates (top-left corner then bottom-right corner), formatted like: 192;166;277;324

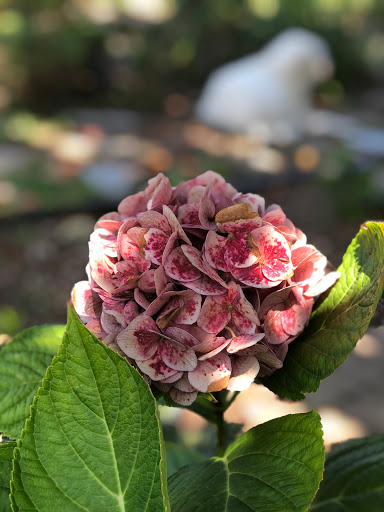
0;0;383;460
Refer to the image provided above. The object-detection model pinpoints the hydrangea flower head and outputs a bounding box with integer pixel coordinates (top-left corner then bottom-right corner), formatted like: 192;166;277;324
72;171;339;405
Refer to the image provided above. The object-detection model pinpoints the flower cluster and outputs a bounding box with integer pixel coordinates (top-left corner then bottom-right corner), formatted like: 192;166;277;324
72;171;339;405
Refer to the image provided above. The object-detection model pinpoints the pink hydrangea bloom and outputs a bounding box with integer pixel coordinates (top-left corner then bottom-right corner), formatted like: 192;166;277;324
72;171;339;406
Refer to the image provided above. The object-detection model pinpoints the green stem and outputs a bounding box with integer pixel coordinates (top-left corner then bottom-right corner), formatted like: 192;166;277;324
216;405;227;457
188;391;241;456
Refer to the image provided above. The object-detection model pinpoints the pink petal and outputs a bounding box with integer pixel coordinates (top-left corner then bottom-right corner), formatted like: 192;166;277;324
231;310;258;335
217;217;261;236
71;281;92;321
89;241;114;271
169;388;198;406
125;227;147;248
234;193;265;216
182;275;226;296
138;211;171;233
85;318;105;339
193;336;228;354
179;245;205;271
304;271;340;297
165;327;200;347
278;225;297;244
212;281;237;305
251;224;291;262
197;297;231;334
227;356;260;392
177;203;201;227
116;315;159;360
116;220;137;257
198;339;231;361
164;247;201;282
291;253;327;287
263;208;286;226
134;288;150;309
203;231;228;272
147;175;172;210
262;259;293;282
232;264;276;289
90;266;116;294
144;228;169;265
118;233;140;261
264;310;289;344
154;265;168;295
173;293;202;325
187;185;205;203
259;286;296;318
199;196;216;230
100;303;126;334
227;334;265;353
280;305;308;336
295;228;307;247
272;342;289;361
160;341;198;371
138;269;156;293
181;245;227;288
291;245;317;268
161;231;178;266
114;260;140;288
154;382;171;392
145;283;175;316
188;353;232;393
103;334;127;358
95;212;123;232
157;297;185;329
239;343;284;370
124;301;140;323
172;373;197;392
163;205;191;245
136;350;178;381
160;371;183;384
118;191;147;217
90;228;118;258
234;286;260;325
225;234;258;269
84;289;102;318
167;323;214;344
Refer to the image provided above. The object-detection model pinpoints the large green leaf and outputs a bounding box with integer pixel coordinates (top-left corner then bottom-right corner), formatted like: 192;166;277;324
169;411;324;512
262;221;384;400
10;306;170;512
310;434;384;511
0;442;16;512
0;325;65;439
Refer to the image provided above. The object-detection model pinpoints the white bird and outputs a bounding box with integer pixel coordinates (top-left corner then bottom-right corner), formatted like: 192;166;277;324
195;28;334;145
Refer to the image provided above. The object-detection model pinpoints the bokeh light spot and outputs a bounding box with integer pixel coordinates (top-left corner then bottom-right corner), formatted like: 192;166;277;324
294;144;321;172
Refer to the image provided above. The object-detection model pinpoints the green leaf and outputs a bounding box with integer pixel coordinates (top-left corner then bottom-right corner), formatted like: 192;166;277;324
165;442;205;477
0;324;65;439
0;442;16;512
262;221;384;400
10;305;170;512
169;411;324;512
310;434;384;511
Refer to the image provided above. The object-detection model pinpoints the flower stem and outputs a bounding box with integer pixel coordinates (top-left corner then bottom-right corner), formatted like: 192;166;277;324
216;405;227;457
214;390;239;456
188;390;241;456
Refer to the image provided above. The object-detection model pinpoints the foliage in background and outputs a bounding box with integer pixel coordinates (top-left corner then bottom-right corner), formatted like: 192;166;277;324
0;0;383;112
